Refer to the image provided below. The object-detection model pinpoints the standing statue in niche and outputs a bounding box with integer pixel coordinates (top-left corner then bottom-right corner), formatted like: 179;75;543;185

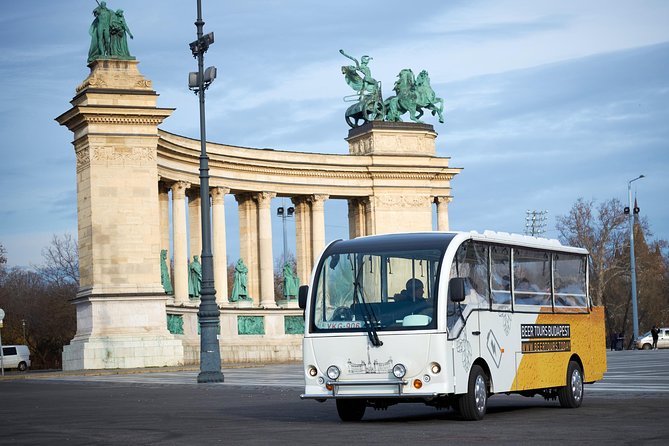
230;259;251;302
87;1;135;63
160;249;173;294
188;255;202;299
283;263;300;300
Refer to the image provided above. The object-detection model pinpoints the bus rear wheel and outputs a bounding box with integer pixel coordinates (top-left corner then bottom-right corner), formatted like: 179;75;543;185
336;399;366;422
558;361;583;408
458;365;488;421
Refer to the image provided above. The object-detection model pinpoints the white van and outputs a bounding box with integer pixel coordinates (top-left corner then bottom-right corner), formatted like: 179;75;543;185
1;345;31;371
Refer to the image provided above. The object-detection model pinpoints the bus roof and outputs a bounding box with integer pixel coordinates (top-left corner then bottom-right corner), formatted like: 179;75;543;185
337;230;588;255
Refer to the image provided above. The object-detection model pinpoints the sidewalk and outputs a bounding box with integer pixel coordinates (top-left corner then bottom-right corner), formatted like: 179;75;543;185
0;361;297;382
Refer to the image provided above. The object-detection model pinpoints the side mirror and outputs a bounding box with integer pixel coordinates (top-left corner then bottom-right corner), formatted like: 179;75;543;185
298;285;309;309
449;277;466;303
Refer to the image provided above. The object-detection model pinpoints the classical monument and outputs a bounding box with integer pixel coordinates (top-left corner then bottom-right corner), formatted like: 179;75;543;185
55;6;461;370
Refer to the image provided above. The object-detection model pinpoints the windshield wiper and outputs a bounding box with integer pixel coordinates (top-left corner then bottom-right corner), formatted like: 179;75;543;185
352;256;383;347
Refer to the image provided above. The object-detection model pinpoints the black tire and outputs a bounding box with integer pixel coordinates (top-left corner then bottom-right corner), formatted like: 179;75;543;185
457;365;488;421
642;343;652;350
336;399;366;422
558;361;584;408
18;361;27;372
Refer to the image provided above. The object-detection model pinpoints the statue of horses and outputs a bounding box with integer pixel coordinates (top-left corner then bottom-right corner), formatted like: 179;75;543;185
384;69;444;124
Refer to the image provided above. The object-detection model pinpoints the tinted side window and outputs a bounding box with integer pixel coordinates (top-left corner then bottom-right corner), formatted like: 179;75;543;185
2;347;17;355
513;248;551;306
491;246;511;308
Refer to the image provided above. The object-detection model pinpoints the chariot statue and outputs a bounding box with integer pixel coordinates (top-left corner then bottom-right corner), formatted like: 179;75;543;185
339;50;386;128
385;69;444;124
338;50;445;127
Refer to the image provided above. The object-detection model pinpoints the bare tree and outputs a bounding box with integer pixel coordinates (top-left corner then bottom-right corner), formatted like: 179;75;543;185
556;198;628;308
0;242;7;277
557;198;669;345
38;233;79;286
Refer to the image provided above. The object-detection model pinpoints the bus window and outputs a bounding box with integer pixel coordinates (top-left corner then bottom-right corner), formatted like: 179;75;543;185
554;253;587;307
513;249;551;307
312;248;442;332
491;246;511;308
448;242;489;336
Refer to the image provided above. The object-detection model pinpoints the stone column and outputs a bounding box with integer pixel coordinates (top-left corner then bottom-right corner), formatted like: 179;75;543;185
172;181;190;305
188;189;202;261
435;196;452;231
310;194;329;261
236;193;260;305
158;182;171;256
256;192;277;307
211;187;229;306
347;198;367;239
364;197;376;236
292;196;312;285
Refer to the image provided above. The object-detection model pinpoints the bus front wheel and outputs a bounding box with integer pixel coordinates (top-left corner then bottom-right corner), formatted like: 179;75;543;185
336;399;366;422
558;361;583;408
458;365;488;421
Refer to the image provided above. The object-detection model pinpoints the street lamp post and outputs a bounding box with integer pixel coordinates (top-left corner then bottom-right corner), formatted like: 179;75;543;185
189;0;223;383
627;174;645;344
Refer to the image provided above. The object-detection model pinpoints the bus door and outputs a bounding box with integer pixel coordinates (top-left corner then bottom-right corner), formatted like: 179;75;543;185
447;241;489;385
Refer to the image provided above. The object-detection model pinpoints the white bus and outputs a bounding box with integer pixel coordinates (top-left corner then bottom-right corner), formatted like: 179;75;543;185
299;231;607;421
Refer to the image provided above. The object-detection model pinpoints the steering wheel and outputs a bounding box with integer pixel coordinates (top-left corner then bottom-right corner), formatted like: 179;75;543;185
331;306;353;321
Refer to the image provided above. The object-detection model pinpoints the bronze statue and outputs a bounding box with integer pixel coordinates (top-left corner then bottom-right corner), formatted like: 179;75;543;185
338;50;445;127
87;1;135;63
188;255;202;298
230;259;251;302
160;249;173;294
282;263;299;299
385;69;444;124
339;50;385;128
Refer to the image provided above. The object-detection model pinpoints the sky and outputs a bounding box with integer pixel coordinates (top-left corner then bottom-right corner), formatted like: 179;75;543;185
1;0;668;268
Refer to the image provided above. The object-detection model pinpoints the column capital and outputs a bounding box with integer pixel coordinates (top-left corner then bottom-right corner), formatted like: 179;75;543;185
186;186;201;200
254;191;276;207
171;181;190;198
234;192;254;204
308;194;330;206
291;195;309;206
434;195;453;205
211;187;230;204
158;180;171;195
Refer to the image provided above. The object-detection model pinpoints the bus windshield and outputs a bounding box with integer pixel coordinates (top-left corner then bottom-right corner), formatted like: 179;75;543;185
310;235;452;332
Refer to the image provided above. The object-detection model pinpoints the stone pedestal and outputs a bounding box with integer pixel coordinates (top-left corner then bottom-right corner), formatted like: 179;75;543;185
346;122;438;235
56;59;183;370
346;121;437;156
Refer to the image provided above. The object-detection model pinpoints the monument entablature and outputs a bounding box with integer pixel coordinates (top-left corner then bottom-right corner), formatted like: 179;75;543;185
156;128;458;199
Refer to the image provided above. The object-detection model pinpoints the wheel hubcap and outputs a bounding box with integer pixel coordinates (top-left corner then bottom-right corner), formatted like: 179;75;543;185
571;369;583;402
474;374;487;413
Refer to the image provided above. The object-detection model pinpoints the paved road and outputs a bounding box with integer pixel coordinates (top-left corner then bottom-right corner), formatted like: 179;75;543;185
1;350;668;445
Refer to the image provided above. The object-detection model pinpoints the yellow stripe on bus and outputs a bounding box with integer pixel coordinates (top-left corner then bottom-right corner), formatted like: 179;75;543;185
511;306;606;391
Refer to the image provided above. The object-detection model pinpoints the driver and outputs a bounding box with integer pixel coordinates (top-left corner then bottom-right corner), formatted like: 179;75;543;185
395;278;425;302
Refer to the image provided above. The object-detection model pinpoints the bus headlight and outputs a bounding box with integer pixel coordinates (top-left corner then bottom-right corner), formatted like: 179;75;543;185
430;362;441;374
307;366;318;377
326;365;340;380
392;363;407;379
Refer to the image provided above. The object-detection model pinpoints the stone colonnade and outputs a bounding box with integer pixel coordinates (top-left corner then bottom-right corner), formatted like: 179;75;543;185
57;59;461;370
157;127;459;311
